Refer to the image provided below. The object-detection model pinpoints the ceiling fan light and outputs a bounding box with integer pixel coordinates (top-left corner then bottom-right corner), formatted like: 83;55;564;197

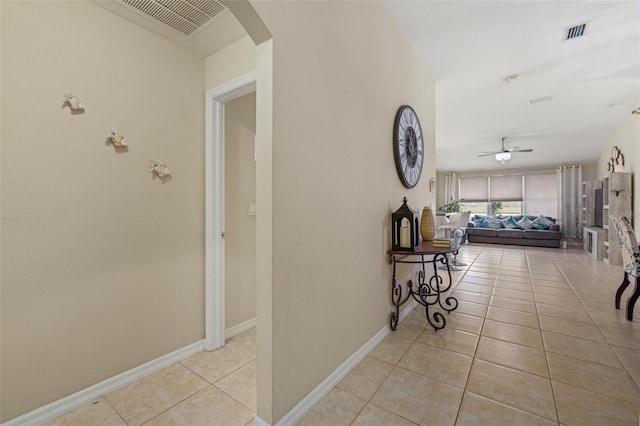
495;152;511;163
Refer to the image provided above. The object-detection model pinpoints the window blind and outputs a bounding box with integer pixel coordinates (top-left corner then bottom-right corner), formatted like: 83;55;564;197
459;177;488;201
490;175;523;201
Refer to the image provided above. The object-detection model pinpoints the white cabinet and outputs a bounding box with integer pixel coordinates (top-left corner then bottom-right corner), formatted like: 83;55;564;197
583;226;603;260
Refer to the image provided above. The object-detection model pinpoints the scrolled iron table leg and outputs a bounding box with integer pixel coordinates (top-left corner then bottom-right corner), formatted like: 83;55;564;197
433;253;459;313
389;254;412;330
388;249;459;332
389;277;401;330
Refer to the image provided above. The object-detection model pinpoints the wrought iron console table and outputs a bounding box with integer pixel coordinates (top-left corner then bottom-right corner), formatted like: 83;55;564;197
388;241;459;331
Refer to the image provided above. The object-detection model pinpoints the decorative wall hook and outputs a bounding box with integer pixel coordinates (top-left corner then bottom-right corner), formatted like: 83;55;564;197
61;92;85;112
607;146;625;173
149;160;171;178
106;129;127;147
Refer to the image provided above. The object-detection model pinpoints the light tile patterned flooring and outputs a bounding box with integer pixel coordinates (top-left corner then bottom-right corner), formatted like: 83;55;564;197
44;329;258;426
46;243;640;425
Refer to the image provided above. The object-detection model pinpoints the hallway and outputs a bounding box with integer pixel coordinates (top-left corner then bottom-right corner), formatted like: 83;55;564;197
46;244;640;425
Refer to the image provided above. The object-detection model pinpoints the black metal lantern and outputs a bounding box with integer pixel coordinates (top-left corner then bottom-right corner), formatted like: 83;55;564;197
391;197;420;251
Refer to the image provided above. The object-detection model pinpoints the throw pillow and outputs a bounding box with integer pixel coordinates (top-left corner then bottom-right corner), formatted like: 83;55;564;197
500;216;519;229
532;215;554;230
486;217;503;229
540;215;555;228
516;217;535;230
473;217;488;228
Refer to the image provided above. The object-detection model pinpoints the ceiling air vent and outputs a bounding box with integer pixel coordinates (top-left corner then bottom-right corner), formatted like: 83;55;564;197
120;0;226;36
563;22;588;41
529;95;556;104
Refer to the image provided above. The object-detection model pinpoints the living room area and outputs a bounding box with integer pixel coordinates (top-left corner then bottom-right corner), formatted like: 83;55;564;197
423;0;639;261
434;120;637;256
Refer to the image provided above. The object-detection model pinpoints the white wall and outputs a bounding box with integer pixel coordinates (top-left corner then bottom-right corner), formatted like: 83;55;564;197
224;92;257;329
0;1;205;420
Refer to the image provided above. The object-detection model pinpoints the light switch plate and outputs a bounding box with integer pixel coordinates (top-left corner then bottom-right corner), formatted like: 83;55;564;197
249;202;257;216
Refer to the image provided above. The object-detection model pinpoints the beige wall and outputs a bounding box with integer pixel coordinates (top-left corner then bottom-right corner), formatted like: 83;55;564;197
254;38;274;422
597;113;640;231
581;162;598;182
0;2;3;419
0;1;205;420
205;35;256;89
251;1;436;421
225;92;257;329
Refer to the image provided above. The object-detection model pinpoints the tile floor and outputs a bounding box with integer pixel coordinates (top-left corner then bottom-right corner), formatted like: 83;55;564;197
45;243;640;425
44;329;257;426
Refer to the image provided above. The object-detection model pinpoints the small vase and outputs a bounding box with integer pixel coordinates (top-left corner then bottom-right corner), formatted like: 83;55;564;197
420;206;435;240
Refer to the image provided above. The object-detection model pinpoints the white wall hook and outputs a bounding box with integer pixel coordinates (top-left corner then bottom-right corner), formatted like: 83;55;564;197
149;160;171;178
106;129;127;147
61;92;85;112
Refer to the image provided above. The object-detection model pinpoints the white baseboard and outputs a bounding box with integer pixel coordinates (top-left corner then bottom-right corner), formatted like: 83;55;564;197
5;301;419;426
226;317;257;339
3;340;205;426
253;416;271;426
274;300;418;426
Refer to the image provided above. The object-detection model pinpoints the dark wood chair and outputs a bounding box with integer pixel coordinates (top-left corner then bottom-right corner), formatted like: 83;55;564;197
611;216;640;320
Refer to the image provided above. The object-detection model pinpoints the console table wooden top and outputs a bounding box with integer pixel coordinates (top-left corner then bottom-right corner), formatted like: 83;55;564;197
388;240;455;256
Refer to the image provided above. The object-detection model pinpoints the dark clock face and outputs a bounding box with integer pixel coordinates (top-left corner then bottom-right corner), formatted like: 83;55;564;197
393;105;424;188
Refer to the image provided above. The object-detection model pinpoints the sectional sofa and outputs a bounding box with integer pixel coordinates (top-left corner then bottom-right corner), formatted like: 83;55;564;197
466;214;563;248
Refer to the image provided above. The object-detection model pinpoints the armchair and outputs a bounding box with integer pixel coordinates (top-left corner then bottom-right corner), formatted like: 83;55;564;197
611;216;640;321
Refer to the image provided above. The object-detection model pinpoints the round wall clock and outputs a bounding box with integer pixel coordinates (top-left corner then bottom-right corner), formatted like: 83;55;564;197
393;105;424;188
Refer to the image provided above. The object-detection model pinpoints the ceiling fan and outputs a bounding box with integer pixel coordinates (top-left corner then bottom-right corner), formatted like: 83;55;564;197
478;137;533;164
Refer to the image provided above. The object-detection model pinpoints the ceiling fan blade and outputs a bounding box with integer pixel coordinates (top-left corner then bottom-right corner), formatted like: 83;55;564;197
478;137;533;157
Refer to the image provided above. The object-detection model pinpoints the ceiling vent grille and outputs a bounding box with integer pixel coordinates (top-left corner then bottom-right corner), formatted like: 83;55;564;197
563;22;588;41
120;0;226;36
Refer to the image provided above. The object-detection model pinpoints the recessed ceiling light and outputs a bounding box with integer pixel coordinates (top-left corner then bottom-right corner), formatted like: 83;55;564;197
529;95;556;104
503;74;518;83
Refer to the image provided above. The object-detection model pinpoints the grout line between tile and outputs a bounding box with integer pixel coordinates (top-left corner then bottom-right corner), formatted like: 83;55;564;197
527;249;561;424
211;382;257;414
137;385;212;426
453;245;497;425
103;396;130;426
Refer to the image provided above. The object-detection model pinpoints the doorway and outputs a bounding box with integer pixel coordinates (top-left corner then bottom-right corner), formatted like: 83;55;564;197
223;91;257;340
205;72;256;351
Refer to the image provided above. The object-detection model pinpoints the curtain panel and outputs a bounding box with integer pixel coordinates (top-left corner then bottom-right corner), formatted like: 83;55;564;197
444;173;457;204
557;165;583;239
